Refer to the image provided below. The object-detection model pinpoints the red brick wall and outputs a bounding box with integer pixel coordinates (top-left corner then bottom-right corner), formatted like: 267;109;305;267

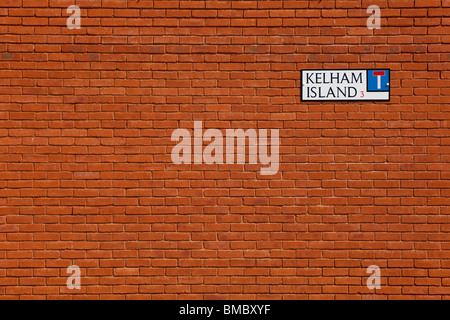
0;0;449;299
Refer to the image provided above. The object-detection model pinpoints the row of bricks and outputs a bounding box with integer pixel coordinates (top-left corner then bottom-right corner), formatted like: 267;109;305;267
1;0;448;9
2;8;450;18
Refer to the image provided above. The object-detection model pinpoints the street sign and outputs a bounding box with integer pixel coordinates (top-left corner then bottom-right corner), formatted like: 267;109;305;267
301;69;390;101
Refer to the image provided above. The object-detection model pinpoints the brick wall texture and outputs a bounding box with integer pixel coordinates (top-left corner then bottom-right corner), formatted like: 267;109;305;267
0;0;449;300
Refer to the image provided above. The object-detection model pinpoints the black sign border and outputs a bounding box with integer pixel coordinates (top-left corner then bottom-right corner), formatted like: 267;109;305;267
301;69;391;102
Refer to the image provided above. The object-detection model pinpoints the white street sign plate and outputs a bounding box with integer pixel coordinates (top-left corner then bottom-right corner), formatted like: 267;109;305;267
301;69;390;101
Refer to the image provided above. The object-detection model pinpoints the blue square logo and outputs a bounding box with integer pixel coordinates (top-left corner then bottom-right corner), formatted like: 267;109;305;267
367;70;390;92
